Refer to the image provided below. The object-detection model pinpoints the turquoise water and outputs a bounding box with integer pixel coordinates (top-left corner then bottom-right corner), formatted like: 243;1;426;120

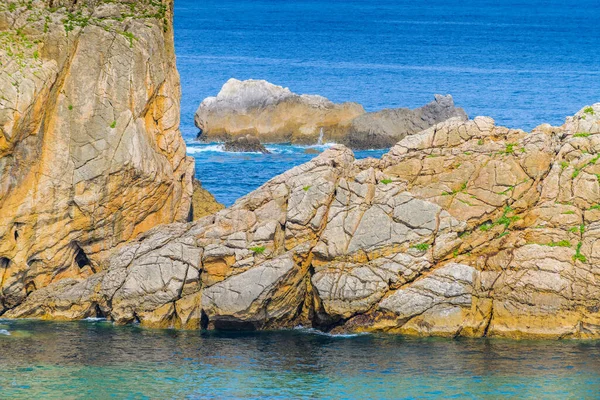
1;320;599;399
174;0;600;206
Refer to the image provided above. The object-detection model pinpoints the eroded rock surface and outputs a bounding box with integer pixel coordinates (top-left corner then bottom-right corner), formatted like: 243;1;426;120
7;88;600;337
194;79;467;148
0;1;196;314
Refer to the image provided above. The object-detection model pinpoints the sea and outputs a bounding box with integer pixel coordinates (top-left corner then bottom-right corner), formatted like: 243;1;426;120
1;320;599;399
174;0;600;206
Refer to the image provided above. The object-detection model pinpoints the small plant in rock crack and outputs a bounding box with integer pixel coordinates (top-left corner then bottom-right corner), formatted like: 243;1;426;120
495;205;519;229
110;121;117;128
381;178;393;185
411;243;430;252
249;246;266;255
574;132;590;138
545;240;572;248
503;143;517;155
573;242;587;263
583;106;595;115
568;224;585;234
479;222;493;232
303;185;311;191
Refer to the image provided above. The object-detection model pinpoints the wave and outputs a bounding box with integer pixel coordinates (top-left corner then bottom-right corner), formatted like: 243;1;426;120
186;141;338;155
292;326;370;338
187;143;271;155
186;144;225;153
0;329;11;336
84;317;107;322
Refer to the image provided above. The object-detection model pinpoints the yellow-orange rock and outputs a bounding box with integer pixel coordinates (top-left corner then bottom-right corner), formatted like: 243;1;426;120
0;0;195;313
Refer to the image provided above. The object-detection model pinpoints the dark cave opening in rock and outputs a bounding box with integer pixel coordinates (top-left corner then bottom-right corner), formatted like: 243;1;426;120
73;243;91;269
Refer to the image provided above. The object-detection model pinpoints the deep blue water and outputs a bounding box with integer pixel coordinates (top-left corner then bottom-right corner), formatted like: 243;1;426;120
174;0;600;206
187;143;386;205
174;0;600;137
1;320;600;399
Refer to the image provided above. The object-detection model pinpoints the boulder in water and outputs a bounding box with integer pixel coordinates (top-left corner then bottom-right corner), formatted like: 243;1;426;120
223;135;271;154
194;79;467;148
195;78;365;144
303;148;322;154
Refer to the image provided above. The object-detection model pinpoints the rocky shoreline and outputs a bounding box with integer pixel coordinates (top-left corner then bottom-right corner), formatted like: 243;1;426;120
7;103;600;339
194;79;467;149
2;1;600;340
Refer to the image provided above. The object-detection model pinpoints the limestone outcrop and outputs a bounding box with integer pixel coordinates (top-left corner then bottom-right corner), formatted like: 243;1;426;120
194;79;467;148
0;0;196;314
8;103;600;339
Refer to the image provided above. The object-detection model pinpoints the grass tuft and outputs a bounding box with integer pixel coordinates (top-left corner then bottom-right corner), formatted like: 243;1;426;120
249;246;266;255
573;242;587;263
411;243;430;252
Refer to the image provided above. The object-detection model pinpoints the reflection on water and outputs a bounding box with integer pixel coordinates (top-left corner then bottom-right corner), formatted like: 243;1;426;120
0;320;599;399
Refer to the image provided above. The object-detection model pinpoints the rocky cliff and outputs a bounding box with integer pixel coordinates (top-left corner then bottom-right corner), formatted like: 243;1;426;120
194;79;467;148
9;103;600;339
0;0;198;315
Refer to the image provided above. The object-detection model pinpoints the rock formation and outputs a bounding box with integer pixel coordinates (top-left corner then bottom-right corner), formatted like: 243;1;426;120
191;180;224;221
0;0;198;314
223;135;271;154
195;78;365;144
8;103;600;340
194;79;467;148
346;94;468;149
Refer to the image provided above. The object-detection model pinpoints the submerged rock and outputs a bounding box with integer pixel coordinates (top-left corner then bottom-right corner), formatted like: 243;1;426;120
9;103;600;339
194;79;467;148
0;0;205;313
304;148;322;155
222;135;271;154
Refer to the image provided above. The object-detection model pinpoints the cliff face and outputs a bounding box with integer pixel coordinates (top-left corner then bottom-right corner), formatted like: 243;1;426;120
194;79;467;148
9;103;600;339
0;0;195;314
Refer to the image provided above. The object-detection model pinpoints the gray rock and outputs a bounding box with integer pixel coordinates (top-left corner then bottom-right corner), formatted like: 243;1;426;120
347;95;468;149
222;135;271;154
